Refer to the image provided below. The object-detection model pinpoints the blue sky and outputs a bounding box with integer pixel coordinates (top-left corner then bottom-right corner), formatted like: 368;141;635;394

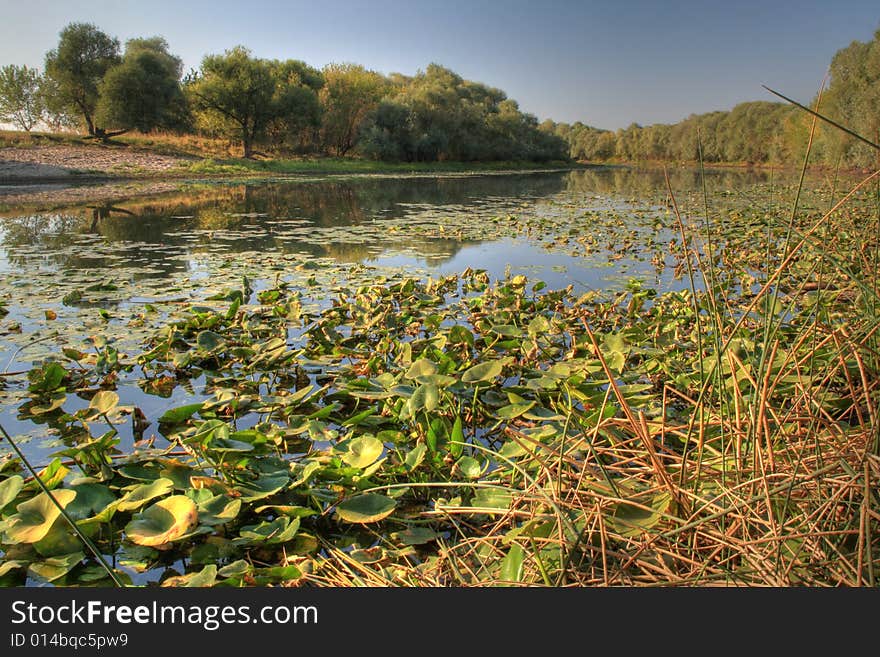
0;0;877;129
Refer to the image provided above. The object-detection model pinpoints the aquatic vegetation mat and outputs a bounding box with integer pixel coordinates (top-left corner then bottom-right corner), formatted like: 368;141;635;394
0;169;878;586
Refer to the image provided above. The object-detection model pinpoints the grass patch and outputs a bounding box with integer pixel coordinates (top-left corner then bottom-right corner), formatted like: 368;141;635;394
179;157;577;177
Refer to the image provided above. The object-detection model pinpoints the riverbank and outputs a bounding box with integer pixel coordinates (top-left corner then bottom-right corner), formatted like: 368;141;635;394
0;131;579;183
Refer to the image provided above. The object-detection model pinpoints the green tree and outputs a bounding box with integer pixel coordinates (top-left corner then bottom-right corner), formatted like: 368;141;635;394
263;59;323;153
187;47;321;157
95;37;188;134
359;100;415;161
821;28;880;167
43;22;121;137
358;63;565;162
0;65;44;132
319;63;388;156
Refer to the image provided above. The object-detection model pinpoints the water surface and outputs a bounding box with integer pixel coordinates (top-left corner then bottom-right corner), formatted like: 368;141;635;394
0;166;779;463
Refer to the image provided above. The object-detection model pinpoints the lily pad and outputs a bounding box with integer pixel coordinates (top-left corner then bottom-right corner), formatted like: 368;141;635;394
335;493;396;524
454;456;482;479
405;359;438;379
158;403;204;425
394;526;440;545
65;483;116;521
471;488;512;511
89;390;119;415
0;475;24;513
235;516;300;545
608;493;672;538
235;471;289;502
28;551;84;582
124;495;199;547
461;360;503;384
5;489;77;544
196;330;225;352
341;434;384;468
162;564;217;587
117;478;174;512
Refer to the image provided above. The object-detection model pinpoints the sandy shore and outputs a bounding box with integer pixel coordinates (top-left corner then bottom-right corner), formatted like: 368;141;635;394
0;144;191;181
0;144;197;208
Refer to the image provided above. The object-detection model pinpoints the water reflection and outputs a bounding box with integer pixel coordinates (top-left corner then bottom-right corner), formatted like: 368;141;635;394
0;173;577;275
0;167;784;280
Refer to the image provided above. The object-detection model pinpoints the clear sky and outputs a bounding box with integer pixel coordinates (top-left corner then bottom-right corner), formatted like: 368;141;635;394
0;0;877;130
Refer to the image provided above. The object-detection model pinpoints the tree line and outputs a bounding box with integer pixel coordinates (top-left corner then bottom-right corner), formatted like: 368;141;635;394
541;28;880;169
0;22;567;162
1;23;877;167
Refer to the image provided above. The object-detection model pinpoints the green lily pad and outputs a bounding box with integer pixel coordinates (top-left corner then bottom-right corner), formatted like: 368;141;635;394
393;526;440;545
159;462;204;489
162;564;217;588
342;434;384;468
0;475;24;513
206;438;255;454
196;330;225;352
235;516;300;545
235;471;289;502
404;444;427;471
5;489;77;544
454;456;482;479
405;359;438;379
125;495;199;547
335;493;396;524
408;383;439;414
34;519;81;557
28;551;84;582
158;402;204;425
65;483;116;520
461;360;503;384
117;478;174;512
195;494;241;526
608;493;672;538
218;559;251;578
494;401;536;419
499;543;524;583
30;459;68;491
490;324;522;337
29;393;67;415
118;544;160;573
448;325;475;346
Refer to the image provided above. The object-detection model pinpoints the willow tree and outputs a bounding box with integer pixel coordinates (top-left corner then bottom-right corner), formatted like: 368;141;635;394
95;37;188;134
187;47;321;158
821;28;880;167
43;23;121;138
319;63;388;156
0;65;44;132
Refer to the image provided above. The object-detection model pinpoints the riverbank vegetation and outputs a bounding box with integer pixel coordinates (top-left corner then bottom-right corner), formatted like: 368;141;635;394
0;23;567;163
544;28;880;169
3;25;879;170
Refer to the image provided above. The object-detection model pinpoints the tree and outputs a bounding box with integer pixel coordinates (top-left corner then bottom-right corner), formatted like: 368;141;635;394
0;65;44;132
95;37;188;134
38;75;79;132
43;22;121;137
359;100;415;161
319;63;387;156
263;59;323;152
821;28;880;167
358;63;565;162
187;47;322;157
